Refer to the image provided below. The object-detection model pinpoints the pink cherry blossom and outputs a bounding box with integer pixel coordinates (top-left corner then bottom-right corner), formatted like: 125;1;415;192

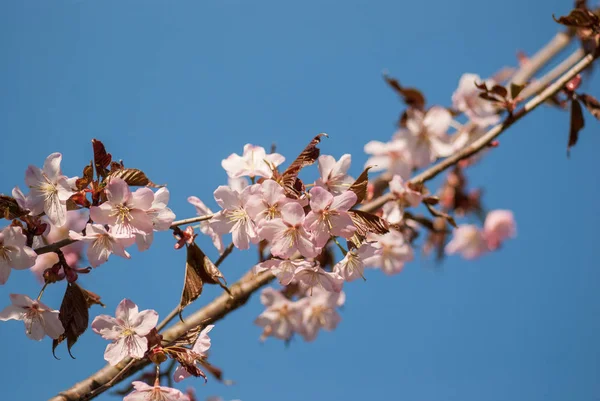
452;73;500;128
12;186;29;211
364;230;414;275
389;175;423;207
333;243;377;282
445;225;488;259
245;179;293;225
0;293;64;340
188;196;225;254
90;177;154;237
69;223;134;268
364;139;412;179
381;200;404;225
298;287;345;342
91;298;158;366
24;152;77;227
124;381;189;401
304;186;357;247
221;144;285;179
254;288;303;341
294;263;344;293
210;185;258;250
483;209;516;250
173;324;214;383
258;202;320;259
315;154;354;195
254;258;312;285
135;187;176;251
0;226;38;285
393;107;454;168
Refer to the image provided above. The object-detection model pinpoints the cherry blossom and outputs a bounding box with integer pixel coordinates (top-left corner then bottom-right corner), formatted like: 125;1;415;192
254;258;312;285
69;223;134;268
304;186;357;247
389;175;423;207
135;187;177;251
210;185;258;250
294;263;344;293
124;381;189;401
364;230;414;275
0;293;64;340
258;202;319;259
254;288;303;341
24;152;77;227
315;154;354;194
173;324;214;382
445;225;489;259
91;298;158;366
188;196;225;254
364;139;412;179
221;144;285;179
299;288;345;342
483;209;516;250
393;107;454;168
245;179;293;225
0;226;38;285
333;243;377;282
452;73;500;128
90;177;154;237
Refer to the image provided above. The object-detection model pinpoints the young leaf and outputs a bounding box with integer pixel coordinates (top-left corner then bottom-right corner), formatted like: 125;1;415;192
0;195;29;220
52;283;95;358
92;139;112;180
75;162;94;191
349;210;389;237
106;168;163;187
490;84;508;98
279;134;327;198
383;74;426;110
568;99;585;156
509;83;526;99
553;9;600;31
579;93;600;120
348;166;372;204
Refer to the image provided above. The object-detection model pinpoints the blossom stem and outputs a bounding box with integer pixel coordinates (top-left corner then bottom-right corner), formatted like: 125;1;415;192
37;283;48;301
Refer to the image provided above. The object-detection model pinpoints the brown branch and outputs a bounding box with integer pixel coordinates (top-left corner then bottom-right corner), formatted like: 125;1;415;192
49;35;597;401
35;238;77;255
170;214;214;229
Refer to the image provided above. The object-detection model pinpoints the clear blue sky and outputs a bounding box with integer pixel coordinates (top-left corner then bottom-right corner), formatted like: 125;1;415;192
1;1;599;401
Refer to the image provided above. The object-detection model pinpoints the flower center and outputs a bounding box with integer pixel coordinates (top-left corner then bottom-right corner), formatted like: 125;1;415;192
41;182;58;201
111;204;133;225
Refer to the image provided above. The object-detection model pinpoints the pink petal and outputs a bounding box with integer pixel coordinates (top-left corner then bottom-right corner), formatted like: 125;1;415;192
131;309;158;336
42;153;63;181
188;196;212;215
328;213;356;239
91;314;122;340
90;204;117;226
6;246;37;270
115;298;139;324
281;202;305;226
130;188;154;211
296;228;320;258
0;263;11;285
423;106;452;136
258;219;287;241
129;209;154;234
308;186;333;212
213;186;240;209
9;293;34;308
87;238;112;267
24;315;45;340
193;325;213;355
232;221;251;250
41;311;64;339
209;211;236;235
261;179;285;205
104;338;129;366
106;178;131;205
330;191;357;211
173;365;191;383
221;153;246;178
0;304;23;320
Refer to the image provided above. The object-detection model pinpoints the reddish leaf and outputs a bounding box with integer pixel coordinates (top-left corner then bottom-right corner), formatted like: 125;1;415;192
348;166;372;204
0;195;29;220
509;83;526;99
568;99;585;155
279;134;327;198
579;93;600;120
383;74;426;109
490;84;508;98
52;283;96;358
553;8;600;31
106;168;163;187
75;162;94;191
349;210;389;238
92;139;112;179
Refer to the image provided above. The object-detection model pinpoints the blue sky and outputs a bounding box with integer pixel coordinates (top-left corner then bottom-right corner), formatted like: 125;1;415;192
1;1;599;401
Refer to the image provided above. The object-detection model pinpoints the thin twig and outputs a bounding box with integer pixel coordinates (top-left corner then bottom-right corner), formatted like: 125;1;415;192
170;214;214;229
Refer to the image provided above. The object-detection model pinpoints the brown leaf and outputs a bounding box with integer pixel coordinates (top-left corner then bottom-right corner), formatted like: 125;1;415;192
579;93;600;120
92;139;112;179
425;204;457;228
279;134;327;198
568;99;585;156
106;168;163;187
383;74;426;109
75;162;94;191
0;195;29;220
179;243;230;320
490;84;508;98
553;8;600;31
52;283;94;358
349;210;389;238
509;83;526;99
348;166;372;204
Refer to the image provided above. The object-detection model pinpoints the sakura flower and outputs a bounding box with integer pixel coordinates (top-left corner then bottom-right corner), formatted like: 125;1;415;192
210;185;258;250
135;187;177;251
245;179;293;225
381;201;404;225
364;230;414;275
25;152;77;227
393;107;454;168
254;288;303;341
69;223;134;268
294;264;344;293
173;325;214;383
188;196;225;254
452;73;500;128
221;144;285;179
0;293;63;340
90;177;154;237
445;225;488;259
124;381;189;401
299;287;345;342
483;209;516;250
228;177;249;193
91;298;158;366
254;258;312;285
364;139;412;179
12;186;29;211
333;243;377;282
304;186;356;247
258;202;320;258
389;175;422;207
0;226;38;285
315;154;354;195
